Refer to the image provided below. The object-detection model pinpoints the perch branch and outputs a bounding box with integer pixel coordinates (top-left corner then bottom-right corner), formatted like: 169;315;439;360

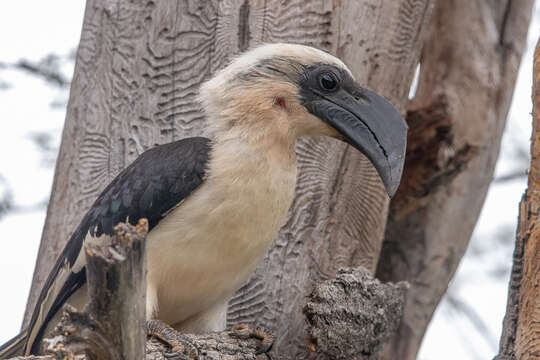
8;222;407;359
45;219;148;360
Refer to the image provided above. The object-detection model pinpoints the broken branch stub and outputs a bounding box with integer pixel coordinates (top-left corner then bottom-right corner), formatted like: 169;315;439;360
45;219;148;360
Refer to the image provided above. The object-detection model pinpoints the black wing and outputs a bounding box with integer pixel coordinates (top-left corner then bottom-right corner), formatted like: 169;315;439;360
25;137;212;354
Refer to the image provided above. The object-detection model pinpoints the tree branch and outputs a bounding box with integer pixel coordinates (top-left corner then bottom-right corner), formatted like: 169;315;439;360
378;1;535;358
6;229;406;360
44;219;148;360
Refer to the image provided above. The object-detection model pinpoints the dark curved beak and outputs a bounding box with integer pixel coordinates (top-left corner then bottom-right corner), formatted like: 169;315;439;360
306;85;407;197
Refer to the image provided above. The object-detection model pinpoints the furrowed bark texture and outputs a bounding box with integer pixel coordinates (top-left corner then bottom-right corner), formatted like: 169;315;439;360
495;37;540;360
24;0;434;347
376;1;534;359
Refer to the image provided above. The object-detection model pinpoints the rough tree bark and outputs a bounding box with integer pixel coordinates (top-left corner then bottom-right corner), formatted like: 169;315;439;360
23;3;434;358
45;220;148;360
495;37;540;360
376;1;534;359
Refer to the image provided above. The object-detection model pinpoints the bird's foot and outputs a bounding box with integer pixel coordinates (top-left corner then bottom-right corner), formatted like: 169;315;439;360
146;319;198;360
229;323;274;356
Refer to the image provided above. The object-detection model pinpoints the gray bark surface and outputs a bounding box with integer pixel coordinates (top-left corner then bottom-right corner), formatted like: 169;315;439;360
376;1;534;359
23;0;433;358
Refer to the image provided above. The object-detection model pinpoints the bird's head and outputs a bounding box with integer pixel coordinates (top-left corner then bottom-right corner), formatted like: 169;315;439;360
200;43;407;197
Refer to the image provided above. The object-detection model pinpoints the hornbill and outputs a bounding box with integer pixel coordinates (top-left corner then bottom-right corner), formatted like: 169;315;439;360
0;43;407;358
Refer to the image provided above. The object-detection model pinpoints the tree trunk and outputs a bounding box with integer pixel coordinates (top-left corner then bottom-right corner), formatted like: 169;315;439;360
495;36;540;360
24;2;435;352
376;1;534;359
226;1;435;358
22;1;537;358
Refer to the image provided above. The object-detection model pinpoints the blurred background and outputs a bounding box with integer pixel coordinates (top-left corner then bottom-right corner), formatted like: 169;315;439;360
0;2;537;359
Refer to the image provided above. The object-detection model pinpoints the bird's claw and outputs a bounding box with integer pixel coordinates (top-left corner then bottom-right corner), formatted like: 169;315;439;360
146;319;198;360
229;323;274;357
163;350;194;360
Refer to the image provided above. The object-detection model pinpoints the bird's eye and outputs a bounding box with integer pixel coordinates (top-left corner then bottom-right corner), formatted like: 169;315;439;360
318;72;338;91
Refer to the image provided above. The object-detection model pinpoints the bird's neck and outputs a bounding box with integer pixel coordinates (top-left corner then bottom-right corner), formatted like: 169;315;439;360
206;109;298;170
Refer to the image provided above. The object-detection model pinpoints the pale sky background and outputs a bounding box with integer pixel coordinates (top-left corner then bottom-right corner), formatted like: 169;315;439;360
0;2;537;359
